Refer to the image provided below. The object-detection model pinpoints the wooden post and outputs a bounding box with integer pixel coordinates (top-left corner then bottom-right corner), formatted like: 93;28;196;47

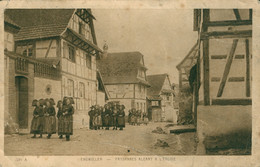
217;39;238;97
202;9;210;105
179;70;182;89
45;39;53;58
245;39;250;97
233;9;241;20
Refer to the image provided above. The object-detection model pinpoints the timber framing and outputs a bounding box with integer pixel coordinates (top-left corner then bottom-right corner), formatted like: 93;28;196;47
212;98;252;105
204;20;252;27
201;30;252;39
202;9;210;105
75;9;96;25
217;39;238;97
245;39;250;97
61;27;102;56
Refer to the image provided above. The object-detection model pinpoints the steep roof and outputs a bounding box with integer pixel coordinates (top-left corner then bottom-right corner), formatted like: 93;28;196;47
4;14;20;29
176;43;198;70
147;74;173;97
5;9;75;41
97;52;150;85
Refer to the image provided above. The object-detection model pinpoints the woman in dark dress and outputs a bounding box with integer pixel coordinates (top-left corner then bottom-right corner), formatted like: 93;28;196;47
128;109;132;125
93;105;100;130
103;104;112;130
131;108;137;126
97;106;103;129
143;112;149;125
62;98;74;141
112;104;119;130
31;101;44;138
57;100;64;139
88;106;95;130
101;106;105;129
44;100;56;139
117;105;125;130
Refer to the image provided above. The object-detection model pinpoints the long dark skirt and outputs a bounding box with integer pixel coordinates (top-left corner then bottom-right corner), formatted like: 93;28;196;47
104;116;111;127
30;116;44;134
58;116;64;135
130;116;136;124
93;115;102;128
112;116;117;127
44;116;56;134
60;115;73;135
117;116;125;127
89;116;93;129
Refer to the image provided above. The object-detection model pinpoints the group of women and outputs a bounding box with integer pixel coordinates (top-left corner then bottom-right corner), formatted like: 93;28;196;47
30;97;74;141
88;103;126;130
128;108;149;126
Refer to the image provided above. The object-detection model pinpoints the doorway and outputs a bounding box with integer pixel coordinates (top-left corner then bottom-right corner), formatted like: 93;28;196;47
15;76;28;129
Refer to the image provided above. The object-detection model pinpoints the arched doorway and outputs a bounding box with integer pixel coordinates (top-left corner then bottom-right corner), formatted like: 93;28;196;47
15;76;28;129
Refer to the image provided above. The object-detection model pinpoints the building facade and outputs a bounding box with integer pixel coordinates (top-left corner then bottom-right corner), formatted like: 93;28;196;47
97;51;150;115
146;74;177;123
5;9;104;133
191;9;252;154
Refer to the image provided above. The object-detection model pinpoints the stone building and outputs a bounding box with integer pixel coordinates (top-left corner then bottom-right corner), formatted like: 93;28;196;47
5;9;105;133
97;51;150;115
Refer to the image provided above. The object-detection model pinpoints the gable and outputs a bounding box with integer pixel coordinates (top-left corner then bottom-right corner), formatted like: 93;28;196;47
97;52;150;85
68;10;95;44
161;76;172;90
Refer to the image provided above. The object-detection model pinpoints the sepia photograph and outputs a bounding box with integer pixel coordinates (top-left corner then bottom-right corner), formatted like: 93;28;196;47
3;8;252;156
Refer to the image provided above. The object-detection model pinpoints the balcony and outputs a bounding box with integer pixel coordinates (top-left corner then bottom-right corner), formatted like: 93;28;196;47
15;57;28;74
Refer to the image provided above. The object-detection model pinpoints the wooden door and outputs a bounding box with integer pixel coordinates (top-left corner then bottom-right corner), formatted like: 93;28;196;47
16;76;29;129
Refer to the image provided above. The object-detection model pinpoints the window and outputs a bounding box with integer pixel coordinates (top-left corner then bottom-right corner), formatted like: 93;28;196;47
85;53;92;69
68;79;74;97
79;22;85;35
152;101;159;106
167;96;170;101
79;82;85;98
16;44;34;57
68;45;75;62
137;103;139;110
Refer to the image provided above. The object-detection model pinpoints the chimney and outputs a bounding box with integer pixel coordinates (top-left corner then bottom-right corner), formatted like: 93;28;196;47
102;41;108;59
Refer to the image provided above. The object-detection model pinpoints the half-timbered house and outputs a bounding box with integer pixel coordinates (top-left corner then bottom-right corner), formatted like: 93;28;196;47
97;51;150;116
190;9;252;154
5;9;104;133
146;74;177;123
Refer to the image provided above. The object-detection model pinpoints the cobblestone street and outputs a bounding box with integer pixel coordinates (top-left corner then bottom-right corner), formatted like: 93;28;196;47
5;122;196;156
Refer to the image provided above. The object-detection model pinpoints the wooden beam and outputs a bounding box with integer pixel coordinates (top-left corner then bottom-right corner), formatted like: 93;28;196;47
202;9;210;105
45;39;53;58
212;98;252;105
245;39;250;97
249;9;252;20
204;20;252;27
228;77;244;82
203;39;210;105
211;55;227;59
211;54;244;59
201;30;252;39
211;77;221;82
217;39;238;97
202;9;210;32
179;70;182;88
233;9;241;20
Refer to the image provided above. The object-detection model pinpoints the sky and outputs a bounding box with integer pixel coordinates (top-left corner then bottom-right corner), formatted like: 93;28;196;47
92;9;198;84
